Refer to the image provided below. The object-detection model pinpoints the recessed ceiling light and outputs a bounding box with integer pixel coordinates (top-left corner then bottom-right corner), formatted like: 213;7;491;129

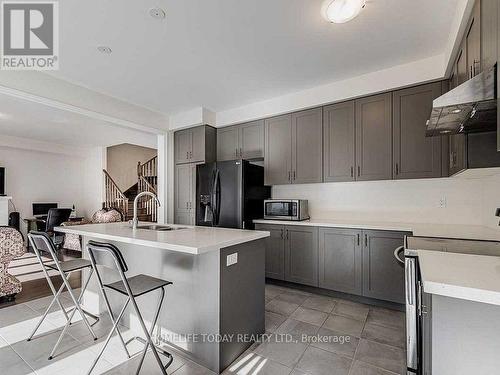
440;130;452;134
97;46;112;54
149;7;166;19
322;0;366;24
451;109;462;114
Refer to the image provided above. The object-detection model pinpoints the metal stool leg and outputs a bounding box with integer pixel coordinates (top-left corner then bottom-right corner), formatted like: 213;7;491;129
27;280;69;341
135;287;173;375
48;268;97;360
87;298;130;375
129;289;168;375
92;265;131;359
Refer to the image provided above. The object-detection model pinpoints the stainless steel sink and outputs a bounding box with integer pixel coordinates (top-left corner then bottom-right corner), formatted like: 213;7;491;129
135;224;187;231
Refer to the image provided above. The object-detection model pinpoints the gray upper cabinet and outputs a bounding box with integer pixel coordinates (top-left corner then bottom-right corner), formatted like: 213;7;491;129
466;0;481;79
481;0;498;71
255;223;285;280
217;126;239;161
174;125;216;165
174;129;192;164
292;108;323;184
355;93;393;181
217;120;264;161
264;114;293;185
319;228;362;295
284;226;319;287
240;120;264;159
393;82;443;179
323;101;356;182
362;230;407;304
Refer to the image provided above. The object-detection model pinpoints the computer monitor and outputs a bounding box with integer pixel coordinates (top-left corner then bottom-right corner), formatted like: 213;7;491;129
32;203;58;216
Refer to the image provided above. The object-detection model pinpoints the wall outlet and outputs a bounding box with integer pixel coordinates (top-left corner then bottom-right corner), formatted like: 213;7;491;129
226;253;238;266
439;197;447;208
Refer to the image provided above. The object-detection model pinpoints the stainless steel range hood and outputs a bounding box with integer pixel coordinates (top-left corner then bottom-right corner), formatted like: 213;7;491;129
426;65;497;136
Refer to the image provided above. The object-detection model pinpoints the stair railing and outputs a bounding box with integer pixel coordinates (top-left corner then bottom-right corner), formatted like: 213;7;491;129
102;169;129;218
138;175;158;222
137;155;158;222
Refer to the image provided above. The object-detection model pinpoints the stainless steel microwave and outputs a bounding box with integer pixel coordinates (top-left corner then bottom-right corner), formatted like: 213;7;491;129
263;199;309;221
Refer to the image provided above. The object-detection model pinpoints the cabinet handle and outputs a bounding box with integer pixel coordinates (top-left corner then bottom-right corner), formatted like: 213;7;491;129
350;166;354;178
365;234;368;247
293;171;296;181
186;151;189;159
186;202;189;209
288;171;291;182
357;166;360;177
236;148;238;158
357;233;360;246
280;228;284;239
395;163;399;175
240;148;242;158
286;229;289;240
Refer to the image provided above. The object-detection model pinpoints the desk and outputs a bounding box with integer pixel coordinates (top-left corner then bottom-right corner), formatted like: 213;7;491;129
23;216;85;250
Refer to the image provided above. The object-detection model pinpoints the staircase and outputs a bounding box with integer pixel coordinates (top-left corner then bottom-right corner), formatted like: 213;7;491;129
103;155;158;223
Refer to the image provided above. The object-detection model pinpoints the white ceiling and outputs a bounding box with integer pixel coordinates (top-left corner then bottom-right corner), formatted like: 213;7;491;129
50;0;461;116
0;94;157;148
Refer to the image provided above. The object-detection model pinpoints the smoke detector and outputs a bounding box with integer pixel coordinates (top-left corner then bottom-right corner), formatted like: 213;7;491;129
149;8;166;19
97;46;112;54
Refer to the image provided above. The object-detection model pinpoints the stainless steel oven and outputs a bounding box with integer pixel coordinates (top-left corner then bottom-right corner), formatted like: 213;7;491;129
263;199;309;221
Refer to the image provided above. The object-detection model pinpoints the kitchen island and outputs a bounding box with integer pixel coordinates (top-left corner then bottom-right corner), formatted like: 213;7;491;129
56;222;270;374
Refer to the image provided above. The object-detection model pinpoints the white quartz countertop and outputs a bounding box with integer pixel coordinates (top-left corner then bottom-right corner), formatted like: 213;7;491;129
417;250;500;306
253;219;500;241
0;196;12;200
55;223;270;255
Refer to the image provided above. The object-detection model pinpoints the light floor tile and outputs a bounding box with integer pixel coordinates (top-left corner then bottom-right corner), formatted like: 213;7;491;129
290;307;328;327
323;314;365;337
301;296;336;313
296;346;351;375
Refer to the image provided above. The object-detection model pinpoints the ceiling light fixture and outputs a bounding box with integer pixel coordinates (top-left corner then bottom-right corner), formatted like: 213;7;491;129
322;0;366;24
451;109;462;114
149;7;166;19
97;46;112;54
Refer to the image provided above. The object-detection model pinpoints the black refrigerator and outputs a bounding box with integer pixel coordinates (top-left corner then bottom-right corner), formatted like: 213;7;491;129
196;160;271;229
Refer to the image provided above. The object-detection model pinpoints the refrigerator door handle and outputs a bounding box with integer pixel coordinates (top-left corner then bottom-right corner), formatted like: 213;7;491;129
211;169;220;226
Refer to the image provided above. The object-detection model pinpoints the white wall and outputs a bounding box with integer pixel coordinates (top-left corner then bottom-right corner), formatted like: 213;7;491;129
0;145;87;234
272;174;500;227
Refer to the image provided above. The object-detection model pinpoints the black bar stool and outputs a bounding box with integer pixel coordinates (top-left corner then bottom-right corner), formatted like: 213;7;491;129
86;240;173;375
27;231;99;359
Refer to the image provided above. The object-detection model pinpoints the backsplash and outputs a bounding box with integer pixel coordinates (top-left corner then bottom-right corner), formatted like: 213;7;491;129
272;174;500;227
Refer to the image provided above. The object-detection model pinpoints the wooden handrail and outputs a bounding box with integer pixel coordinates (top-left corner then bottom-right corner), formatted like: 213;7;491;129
102;169;129;217
137;155;157;177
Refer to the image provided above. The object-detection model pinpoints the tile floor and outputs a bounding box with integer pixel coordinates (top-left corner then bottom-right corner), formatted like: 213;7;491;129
0;284;406;374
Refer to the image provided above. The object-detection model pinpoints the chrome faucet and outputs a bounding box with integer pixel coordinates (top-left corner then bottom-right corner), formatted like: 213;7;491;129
131;191;161;230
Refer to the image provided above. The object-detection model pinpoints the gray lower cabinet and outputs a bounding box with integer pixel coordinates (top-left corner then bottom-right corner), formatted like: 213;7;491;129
284;226;319;287
355;93;393;181
264;114;293;185
323;101;356;182
362;230;408;304
255;223;285;280
449;134;467;175
291;108;323;184
256;224;318;286
393;82;443;179
217;120;264;161
318;228;362;295
174;164;196;225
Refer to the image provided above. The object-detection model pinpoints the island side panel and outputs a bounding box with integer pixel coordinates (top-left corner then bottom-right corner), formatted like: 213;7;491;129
219;238;266;372
432;294;500;374
80;237;222;373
